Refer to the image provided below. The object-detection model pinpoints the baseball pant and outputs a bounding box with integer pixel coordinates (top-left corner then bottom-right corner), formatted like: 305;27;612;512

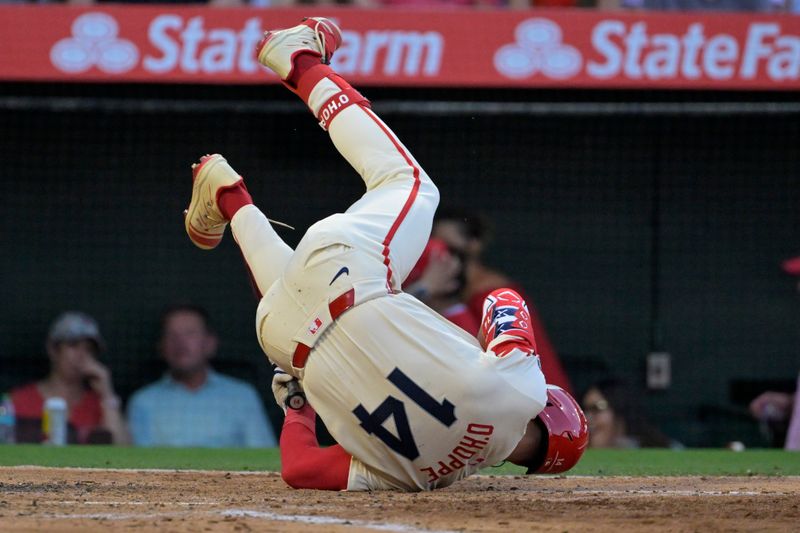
229;81;439;374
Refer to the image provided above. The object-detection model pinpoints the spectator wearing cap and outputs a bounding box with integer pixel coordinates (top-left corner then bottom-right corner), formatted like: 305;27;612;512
9;312;130;444
748;256;800;451
405;238;480;335
432;207;574;395
127;304;276;448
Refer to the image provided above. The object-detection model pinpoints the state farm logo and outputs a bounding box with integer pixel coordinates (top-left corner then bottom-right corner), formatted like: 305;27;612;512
47;13;442;78
494;18;582;80
51;13;139;74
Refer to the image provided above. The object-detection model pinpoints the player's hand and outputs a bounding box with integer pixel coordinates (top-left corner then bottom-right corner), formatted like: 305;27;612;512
80;356;115;400
415;250;461;299
749;391;794;421
272;368;301;413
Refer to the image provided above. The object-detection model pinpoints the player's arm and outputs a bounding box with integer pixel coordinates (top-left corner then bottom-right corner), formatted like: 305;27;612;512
478;288;538;357
272;371;351;490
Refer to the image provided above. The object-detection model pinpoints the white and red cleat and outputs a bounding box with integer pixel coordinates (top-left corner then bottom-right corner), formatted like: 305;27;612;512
256;17;343;81
184;154;243;250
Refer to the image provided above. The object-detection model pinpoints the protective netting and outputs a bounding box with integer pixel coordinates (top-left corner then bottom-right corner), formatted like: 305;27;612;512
2;92;798;447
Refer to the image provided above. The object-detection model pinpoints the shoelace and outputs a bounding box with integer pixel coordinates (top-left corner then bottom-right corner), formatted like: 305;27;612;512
202;211;224;229
200;212;294;231
312;19;329;64
187;201;295;232
268;218;295;230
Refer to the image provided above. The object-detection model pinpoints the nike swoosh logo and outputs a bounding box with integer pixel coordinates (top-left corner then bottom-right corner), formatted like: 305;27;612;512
329;266;350;286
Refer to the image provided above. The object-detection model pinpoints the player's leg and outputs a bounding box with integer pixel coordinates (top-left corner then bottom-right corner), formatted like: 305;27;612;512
257;18;438;289
230;205;293;298
184;154;293;297
328;101;439;289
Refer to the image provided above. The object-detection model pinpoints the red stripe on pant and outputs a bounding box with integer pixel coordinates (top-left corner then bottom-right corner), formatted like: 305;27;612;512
360;106;422;290
237;247;263;300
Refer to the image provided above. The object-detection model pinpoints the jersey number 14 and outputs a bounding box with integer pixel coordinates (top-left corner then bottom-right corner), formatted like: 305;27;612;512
353;367;457;461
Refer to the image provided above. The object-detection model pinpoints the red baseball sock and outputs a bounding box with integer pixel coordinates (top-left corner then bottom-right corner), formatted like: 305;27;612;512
217;182;253;220
284;52;370;131
287;52;322;88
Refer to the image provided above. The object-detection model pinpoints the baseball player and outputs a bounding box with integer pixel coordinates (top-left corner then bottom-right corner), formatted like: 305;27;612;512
183;17;587;491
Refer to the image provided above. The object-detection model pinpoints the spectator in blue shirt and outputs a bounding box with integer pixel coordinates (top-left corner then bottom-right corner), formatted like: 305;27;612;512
127;305;276;448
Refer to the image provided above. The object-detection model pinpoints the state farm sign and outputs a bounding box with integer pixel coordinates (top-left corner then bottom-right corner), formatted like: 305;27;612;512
140;14;442;77
586;20;799;81
0;6;798;89
41;10;442;81
141;15;264;75
50;13;139;74
495;17;800;84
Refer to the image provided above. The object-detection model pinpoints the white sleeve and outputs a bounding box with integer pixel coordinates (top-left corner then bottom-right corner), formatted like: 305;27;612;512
483;347;548;411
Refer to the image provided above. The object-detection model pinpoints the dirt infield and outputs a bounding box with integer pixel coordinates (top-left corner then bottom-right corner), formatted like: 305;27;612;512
1;468;798;532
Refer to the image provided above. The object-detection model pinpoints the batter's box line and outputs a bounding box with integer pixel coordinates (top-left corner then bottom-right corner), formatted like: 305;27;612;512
222;509;459;533
50;500;221;506
42;507;458;533
8;465;278;475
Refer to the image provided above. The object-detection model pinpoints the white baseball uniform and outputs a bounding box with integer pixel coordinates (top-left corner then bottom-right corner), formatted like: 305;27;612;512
230;77;547;491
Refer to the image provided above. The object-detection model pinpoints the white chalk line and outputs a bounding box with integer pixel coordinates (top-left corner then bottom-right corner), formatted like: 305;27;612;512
49;500;219;506
6;465;274;475
38;507;455;533
6;484;796;500
40;510;191;521
566;489;770;497
39;490;783;510
222;509;457;533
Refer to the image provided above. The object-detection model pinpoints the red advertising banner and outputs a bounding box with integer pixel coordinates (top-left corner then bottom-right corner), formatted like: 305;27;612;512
0;6;798;89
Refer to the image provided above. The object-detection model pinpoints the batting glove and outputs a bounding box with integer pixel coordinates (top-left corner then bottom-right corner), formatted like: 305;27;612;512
272;368;301;413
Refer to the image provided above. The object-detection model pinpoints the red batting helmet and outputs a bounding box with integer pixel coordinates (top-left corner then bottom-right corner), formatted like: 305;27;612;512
527;385;589;474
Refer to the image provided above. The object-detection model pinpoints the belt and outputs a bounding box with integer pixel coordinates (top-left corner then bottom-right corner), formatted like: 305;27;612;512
291;288;356;370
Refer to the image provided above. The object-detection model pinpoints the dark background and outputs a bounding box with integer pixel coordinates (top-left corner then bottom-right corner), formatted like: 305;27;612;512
1;83;798;446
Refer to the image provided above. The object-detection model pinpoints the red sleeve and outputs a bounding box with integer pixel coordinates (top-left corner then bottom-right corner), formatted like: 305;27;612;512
280;405;352;491
71;391;103;428
10;383;44;419
469;286;574;395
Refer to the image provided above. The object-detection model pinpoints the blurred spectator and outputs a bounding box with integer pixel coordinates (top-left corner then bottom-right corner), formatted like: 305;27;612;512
783;255;800;294
750;389;798;449
748;256;800;451
10;312;129;445
405;238;480;335
432;207;573;393
582;377;677;448
127;304;276;448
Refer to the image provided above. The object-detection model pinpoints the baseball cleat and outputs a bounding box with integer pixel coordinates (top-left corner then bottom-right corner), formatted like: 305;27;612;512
184;153;242;250
256;17;342;80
